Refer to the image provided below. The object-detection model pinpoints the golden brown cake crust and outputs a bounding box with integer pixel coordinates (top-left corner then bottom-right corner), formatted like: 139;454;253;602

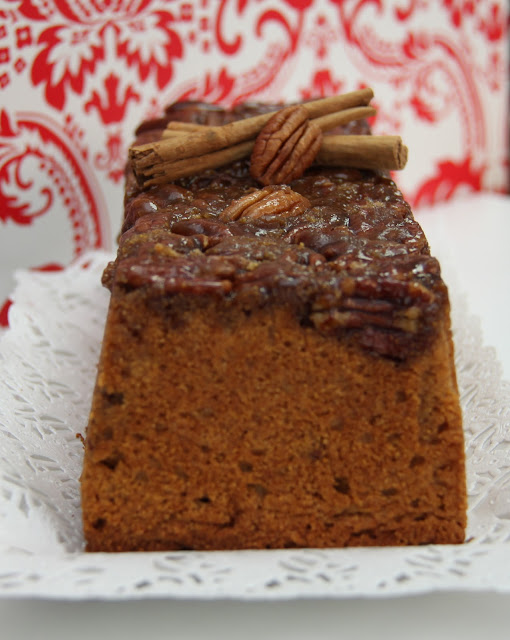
81;102;466;552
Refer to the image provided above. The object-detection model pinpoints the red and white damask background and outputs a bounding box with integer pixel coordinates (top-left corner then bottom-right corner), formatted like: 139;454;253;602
0;0;508;325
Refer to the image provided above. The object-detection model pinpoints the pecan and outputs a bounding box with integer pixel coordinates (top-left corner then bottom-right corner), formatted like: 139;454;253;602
250;105;323;185
219;185;311;222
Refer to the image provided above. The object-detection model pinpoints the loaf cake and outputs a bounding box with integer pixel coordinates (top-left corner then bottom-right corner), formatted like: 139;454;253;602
81;96;467;552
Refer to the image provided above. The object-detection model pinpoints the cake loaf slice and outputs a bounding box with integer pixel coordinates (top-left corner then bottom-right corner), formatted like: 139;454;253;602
81;99;466;552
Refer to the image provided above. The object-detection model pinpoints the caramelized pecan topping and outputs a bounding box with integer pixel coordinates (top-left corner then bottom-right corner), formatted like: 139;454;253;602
219;185;311;222
250;105;323;185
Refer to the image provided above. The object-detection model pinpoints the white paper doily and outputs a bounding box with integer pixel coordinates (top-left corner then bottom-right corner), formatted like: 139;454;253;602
0;250;509;600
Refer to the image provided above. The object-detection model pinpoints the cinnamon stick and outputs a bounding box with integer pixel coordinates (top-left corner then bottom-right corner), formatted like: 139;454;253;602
165;121;211;133
140;141;255;187
129;89;408;187
140;135;407;186
163;122;212;137
316;135;408;171
313;107;375;131
162;105;376;139
162;89;374;138
301;88;374;119
130;89;374;172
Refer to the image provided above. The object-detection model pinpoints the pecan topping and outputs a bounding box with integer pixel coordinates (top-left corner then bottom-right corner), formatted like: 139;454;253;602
219;185;311;222
250;105;323;185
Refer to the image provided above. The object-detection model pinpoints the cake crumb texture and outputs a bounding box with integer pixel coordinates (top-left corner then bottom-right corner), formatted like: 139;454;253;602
82;293;465;551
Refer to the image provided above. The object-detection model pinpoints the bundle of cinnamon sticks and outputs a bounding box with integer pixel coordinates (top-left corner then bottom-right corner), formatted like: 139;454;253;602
130;89;408;188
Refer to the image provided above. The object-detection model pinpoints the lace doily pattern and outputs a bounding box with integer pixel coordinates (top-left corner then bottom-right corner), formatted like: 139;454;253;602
0;252;509;599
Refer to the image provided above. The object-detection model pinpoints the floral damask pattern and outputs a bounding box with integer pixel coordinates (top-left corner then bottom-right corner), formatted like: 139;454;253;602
29;6;183;113
0;0;508;325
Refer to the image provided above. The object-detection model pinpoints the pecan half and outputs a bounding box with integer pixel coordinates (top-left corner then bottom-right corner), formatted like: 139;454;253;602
219;185;311;222
250;105;323;185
